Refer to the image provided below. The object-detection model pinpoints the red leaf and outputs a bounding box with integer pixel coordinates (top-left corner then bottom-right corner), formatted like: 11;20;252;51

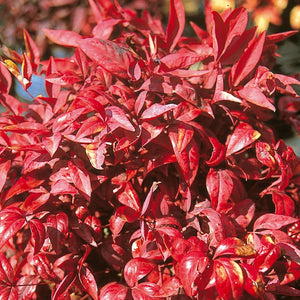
117;182;141;212
105;106;135;132
206;168;233;212
254;214;298;231
5;174;45;201
16;275;39;300
0;160;11;193
22;192;50;214
169;125;199;186
213;237;256;259
124;257;156;287
176;252;210;298
79;38;135;78
214;257;244;300
76;115;106;140
241;263;264;298
68;160;92;200
132;282;160;300
52;272;76;300
46;57;61;98
270;189;295;216
47;212;69;254
141;103;177;120
42;132;62;157
52;108;86;133
46;71;82;86
226;122;261;156
99;282;129;300
21;52;33;90
211;11;227;60
0;252;14;284
50;179;79;195
231;31;266;87
78;265;98;300
0;207;27;250
43;28;82;47
29;219;46;254
166;0;185;52
23;29;40;71
238;86;275;111
3;122;50;134
0;61;12;94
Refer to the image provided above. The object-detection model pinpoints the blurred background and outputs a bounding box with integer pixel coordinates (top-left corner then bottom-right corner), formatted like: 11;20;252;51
0;0;299;153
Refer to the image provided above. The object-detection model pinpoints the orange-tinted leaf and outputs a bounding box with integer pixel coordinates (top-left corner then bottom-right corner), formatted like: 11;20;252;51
23;29;40;71
241;263;264;298
213;237;256;259
226;122;261;156
214;257;244;300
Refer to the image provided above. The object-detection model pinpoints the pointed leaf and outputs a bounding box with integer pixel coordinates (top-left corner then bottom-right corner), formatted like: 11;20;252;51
226;122;261;156
214;257;244;300
141;103;177;120
238;86;275;111
166;0;185;52
80;38;135;78
78;265;98;300
254;214;298;231
124;258;156;287
52;272;76;300
0;160;11;193
206;168;233;212
68;161;92;200
23;29;40;71
231;31;266;86
43;28;82;47
99;282;129;300
0;208;27;250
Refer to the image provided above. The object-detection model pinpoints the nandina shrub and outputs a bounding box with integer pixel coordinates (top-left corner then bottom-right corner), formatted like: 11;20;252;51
0;0;300;299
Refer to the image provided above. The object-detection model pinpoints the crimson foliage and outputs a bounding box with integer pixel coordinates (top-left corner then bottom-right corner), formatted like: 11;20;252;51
0;0;300;299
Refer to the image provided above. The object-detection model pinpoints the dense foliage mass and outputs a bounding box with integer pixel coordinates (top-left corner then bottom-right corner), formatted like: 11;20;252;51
0;0;300;299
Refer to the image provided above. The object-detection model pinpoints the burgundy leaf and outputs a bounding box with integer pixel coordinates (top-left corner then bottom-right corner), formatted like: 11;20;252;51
270;189;295;216
166;0;185;52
